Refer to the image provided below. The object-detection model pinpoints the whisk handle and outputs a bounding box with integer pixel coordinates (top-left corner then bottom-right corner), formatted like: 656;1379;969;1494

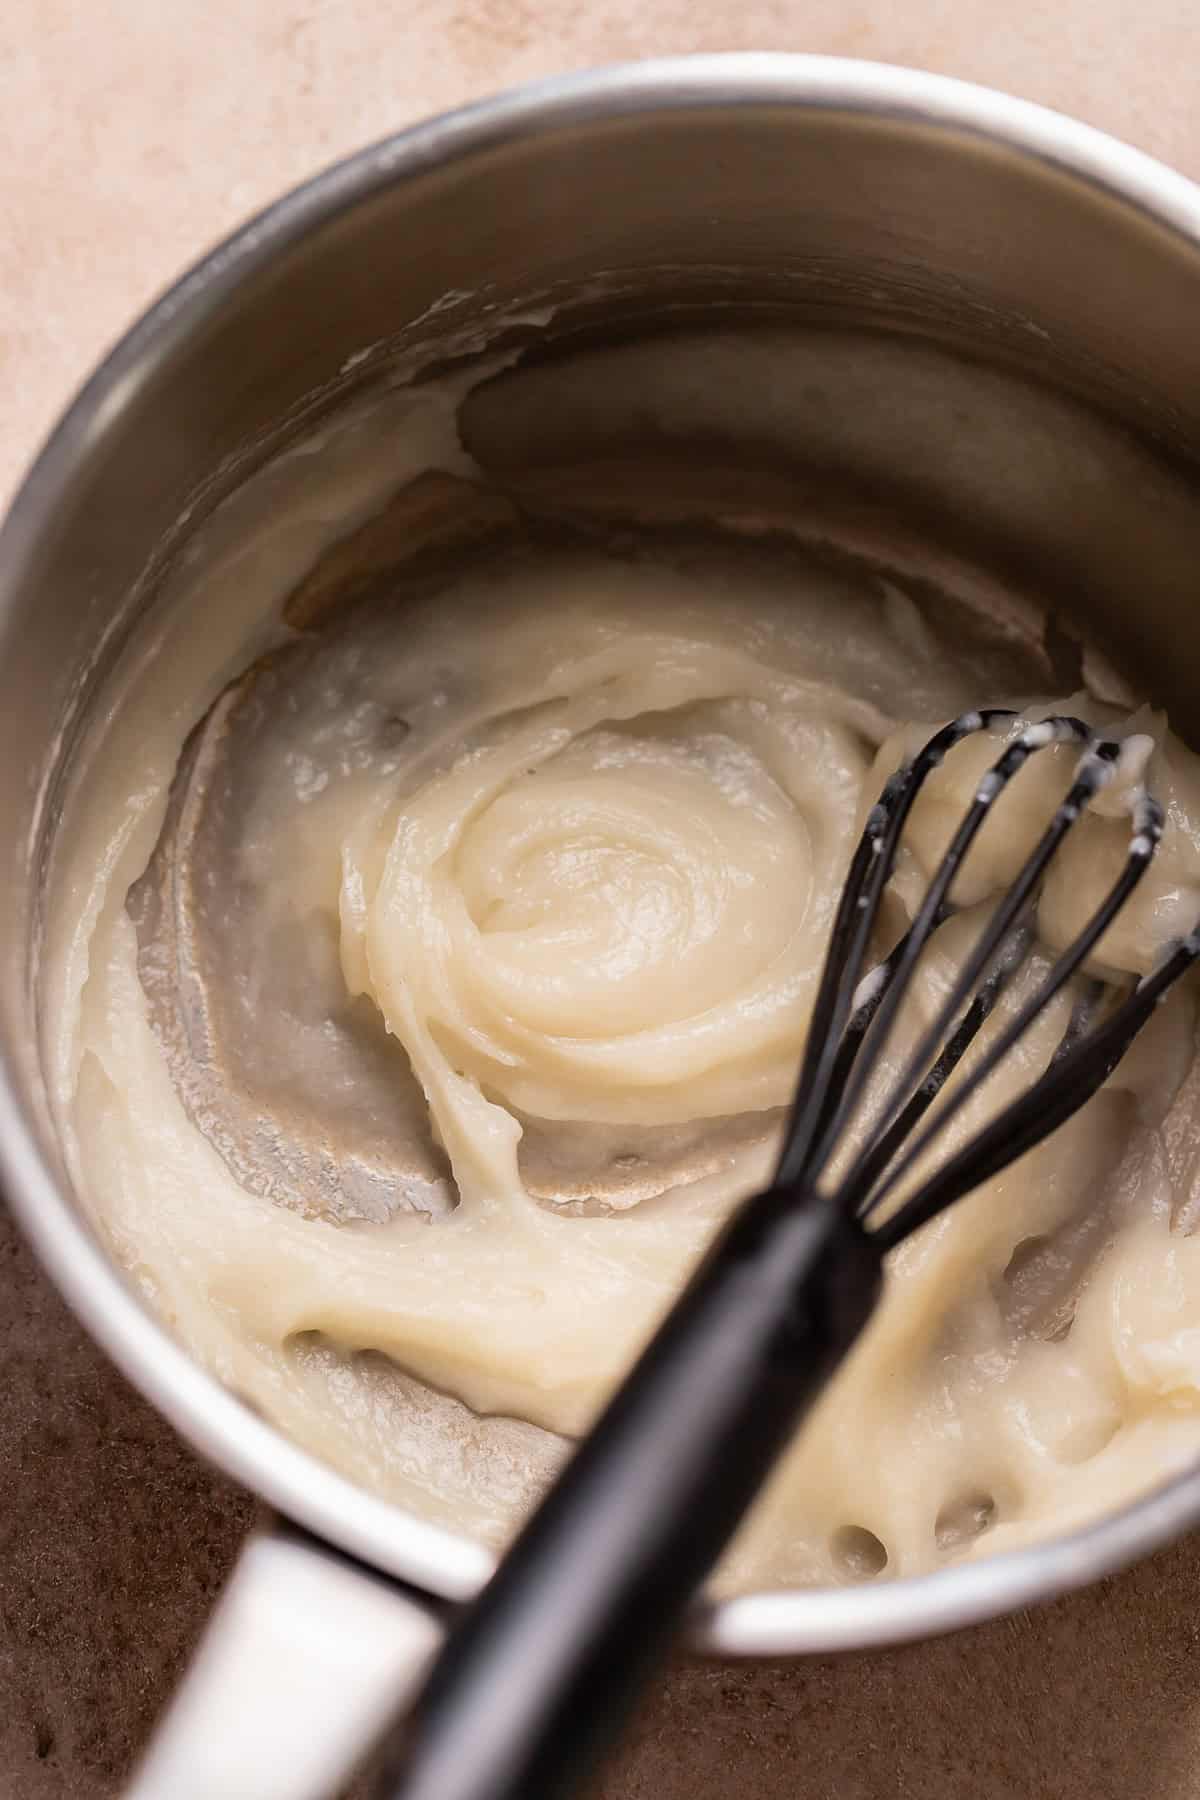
369;1189;882;1800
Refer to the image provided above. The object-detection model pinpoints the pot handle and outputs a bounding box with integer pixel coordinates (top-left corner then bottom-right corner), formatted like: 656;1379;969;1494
124;1517;446;1800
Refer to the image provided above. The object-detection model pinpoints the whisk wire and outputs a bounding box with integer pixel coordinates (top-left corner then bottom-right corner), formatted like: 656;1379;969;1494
775;705;1200;1258
840;736;1123;1179
775;708;1015;1189
840;915;1038;1204
798;714;1094;1190
856;789;1163;1227
872;934;1198;1252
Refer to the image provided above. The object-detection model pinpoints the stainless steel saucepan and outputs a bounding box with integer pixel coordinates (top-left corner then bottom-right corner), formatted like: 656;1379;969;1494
4;54;1200;1800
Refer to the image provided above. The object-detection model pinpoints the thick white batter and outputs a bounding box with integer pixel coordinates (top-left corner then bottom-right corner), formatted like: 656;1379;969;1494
43;367;1200;1592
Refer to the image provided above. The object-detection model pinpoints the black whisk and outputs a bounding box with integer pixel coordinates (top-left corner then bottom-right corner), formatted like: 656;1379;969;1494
370;710;1200;1800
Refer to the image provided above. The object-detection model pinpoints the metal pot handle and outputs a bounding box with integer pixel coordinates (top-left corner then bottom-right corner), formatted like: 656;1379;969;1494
124;1518;446;1800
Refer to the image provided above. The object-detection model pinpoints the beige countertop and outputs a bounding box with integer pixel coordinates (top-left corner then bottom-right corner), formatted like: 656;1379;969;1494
6;4;1200;1797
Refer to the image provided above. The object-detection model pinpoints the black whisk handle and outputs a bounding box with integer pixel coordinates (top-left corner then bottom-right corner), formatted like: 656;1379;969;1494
368;1189;882;1800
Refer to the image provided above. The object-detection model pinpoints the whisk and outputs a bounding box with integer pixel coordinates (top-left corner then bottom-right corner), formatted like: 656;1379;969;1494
369;709;1200;1800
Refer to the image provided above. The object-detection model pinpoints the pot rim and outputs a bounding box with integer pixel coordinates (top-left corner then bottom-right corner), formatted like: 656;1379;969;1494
5;52;1200;1655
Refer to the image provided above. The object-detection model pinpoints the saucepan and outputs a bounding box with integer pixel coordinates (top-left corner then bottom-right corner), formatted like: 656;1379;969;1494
4;54;1200;1800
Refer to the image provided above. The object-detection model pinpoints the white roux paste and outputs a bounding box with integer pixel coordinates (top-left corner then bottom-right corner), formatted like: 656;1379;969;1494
44;368;1200;1591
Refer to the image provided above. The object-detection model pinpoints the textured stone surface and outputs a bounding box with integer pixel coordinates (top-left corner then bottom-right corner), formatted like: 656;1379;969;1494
0;1208;252;1797
6;4;1200;1796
